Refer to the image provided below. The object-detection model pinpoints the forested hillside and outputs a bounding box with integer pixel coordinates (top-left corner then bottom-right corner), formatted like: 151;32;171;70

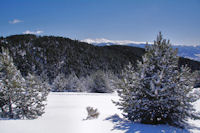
0;34;200;83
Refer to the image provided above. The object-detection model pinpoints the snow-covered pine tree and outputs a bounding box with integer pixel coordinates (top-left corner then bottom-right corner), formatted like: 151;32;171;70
115;32;200;127
52;73;82;92
16;74;49;119
0;47;49;119
0;48;25;118
65;72;83;92
88;70;113;93
52;73;67;92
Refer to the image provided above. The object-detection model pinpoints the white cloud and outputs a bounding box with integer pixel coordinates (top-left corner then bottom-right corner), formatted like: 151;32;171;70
23;30;43;35
195;54;200;58
82;38;151;45
9;19;23;24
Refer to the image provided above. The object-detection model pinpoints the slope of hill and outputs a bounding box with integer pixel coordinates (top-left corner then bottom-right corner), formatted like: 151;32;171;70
0;35;144;81
0;34;200;83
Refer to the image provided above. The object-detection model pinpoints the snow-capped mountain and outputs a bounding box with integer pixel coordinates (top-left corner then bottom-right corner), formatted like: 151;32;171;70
82;38;149;46
82;38;200;61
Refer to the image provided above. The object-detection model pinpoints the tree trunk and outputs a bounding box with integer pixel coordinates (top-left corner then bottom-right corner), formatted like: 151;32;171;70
8;98;13;118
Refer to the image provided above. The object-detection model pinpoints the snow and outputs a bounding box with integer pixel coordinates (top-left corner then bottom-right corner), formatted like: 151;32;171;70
0;92;200;133
82;38;151;45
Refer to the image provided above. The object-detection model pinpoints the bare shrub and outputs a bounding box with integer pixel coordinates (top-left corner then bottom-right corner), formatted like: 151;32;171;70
85;106;99;120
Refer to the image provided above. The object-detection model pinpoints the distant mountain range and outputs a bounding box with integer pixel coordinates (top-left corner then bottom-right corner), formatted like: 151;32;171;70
82;38;200;61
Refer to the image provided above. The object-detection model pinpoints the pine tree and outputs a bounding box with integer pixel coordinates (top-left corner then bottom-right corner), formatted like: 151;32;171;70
115;32;200;127
52;73;67;92
0;47;49;119
0;48;25;118
16;74;49;119
65;72;82;92
88;70;113;93
52;72;84;92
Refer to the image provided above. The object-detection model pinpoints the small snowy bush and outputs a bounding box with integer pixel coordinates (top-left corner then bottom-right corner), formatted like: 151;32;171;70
85;106;99;120
114;33;200;127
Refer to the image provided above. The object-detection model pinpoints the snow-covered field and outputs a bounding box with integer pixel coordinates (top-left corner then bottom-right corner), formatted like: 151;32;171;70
1;92;200;133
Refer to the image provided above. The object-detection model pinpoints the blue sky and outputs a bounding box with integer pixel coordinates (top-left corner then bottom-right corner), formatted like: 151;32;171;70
0;0;200;45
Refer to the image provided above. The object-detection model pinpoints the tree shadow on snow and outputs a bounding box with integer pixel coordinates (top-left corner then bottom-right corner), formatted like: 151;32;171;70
105;114;192;133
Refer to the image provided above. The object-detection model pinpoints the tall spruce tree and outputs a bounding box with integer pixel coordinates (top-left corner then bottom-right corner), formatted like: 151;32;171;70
115;32;200;127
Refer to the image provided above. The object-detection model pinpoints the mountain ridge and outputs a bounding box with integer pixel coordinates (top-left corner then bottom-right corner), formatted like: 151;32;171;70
82;38;200;61
0;34;200;83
